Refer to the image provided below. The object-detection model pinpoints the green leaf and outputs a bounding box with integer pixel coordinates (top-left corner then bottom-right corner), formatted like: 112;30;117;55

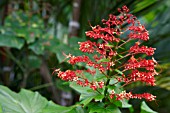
88;103;105;113
105;105;121;113
88;103;121;113
120;100;132;108
133;0;157;13
109;78;117;85
98;58;110;63
0;85;76;113
80;97;94;107
140;101;157;113
0;105;2;113
93;69;106;81
0;34;24;49
55;38;93;63
70;83;98;101
27;55;42;69
0;85;46;113
28;40;45;55
42;101;76;113
75;106;85;113
114;69;123;75
105;44;114;48
29;34;60;55
94;95;104;101
117;54;123;58
15;28;38;44
70;83;103;106
55;43;83;63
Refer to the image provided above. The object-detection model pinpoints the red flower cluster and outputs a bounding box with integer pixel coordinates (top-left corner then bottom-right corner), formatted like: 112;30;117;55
128;25;149;41
79;41;95;53
68;55;89;65
127;70;156;86
57;69;104;90
125;56;156;71
130;43;156;56
58;70;77;81
54;5;158;102
110;90;156;101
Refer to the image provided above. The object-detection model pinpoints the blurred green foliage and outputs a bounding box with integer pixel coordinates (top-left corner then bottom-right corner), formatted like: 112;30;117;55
0;0;170;113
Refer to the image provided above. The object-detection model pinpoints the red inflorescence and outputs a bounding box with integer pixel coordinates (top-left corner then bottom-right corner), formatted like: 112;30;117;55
127;70;156;86
125;56;156;71
58;70;77;81
68;55;89;65
55;5;158;101
114;91;156;101
132;93;156;101
128;25;149;41
79;40;95;53
129;43;156;56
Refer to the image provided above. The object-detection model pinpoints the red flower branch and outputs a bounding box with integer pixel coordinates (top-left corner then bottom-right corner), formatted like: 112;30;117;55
54;5;158;102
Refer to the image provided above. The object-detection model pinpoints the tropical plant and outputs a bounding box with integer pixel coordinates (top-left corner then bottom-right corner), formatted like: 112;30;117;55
52;5;158;113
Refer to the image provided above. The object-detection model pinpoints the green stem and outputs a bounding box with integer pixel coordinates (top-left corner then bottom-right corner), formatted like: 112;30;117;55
29;82;53;91
116;39;131;49
103;78;110;102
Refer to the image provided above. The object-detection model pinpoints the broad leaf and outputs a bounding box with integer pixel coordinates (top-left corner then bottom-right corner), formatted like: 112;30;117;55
41;101;76;113
70;83;103;106
0;105;2;113
0;85;76;113
140;101;157;113
0;34;24;49
88;103;121;113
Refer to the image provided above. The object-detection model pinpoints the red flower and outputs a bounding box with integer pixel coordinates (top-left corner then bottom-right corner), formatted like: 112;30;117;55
90;82;97;90
129;43;156;56
125;56;155;71
115;91;156;101
58;70;77;81
98;81;104;88
79;40;95;53
132;93;156;101
127;70;156;86
68;55;89;65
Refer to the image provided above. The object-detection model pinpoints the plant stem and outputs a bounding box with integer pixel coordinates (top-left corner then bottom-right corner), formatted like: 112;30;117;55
101;71;109;78
29;82;53;90
116;39;131;49
102;78;110;102
114;53;131;63
4;48;25;72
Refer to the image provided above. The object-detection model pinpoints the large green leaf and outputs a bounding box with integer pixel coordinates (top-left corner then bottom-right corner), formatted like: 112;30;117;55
0;105;2;113
41;101;77;113
0;34;25;49
0;85;76;113
140;101;157;113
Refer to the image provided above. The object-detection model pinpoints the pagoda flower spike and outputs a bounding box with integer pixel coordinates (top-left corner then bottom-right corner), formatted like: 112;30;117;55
53;5;158;102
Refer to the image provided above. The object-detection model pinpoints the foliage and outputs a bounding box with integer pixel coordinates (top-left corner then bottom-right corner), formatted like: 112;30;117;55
0;85;158;113
0;85;84;113
0;0;170;113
